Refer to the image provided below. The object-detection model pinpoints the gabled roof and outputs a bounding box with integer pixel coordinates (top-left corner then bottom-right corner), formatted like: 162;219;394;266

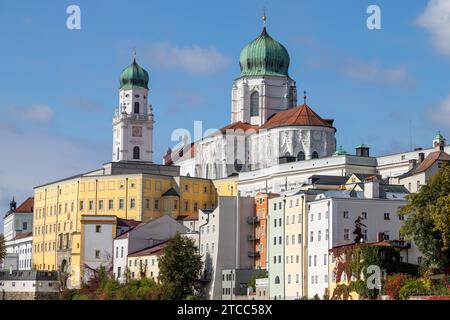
15;197;34;213
413;150;450;174
161;187;180;197
128;241;168;257
261;104;335;130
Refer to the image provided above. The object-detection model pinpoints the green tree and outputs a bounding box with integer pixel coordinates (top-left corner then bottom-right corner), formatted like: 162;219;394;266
0;234;5;264
399;163;450;269
158;233;203;299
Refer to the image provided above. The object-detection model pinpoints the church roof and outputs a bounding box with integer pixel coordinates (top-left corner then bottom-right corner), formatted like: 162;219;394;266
219;121;259;134
261;104;335;130
15;197;34;213
119;58;149;90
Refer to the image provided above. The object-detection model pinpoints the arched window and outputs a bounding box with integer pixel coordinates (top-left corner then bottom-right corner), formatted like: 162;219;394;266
133;146;140;159
274;276;280;284
250;91;259;116
134;102;140;114
312;151;319;159
297;151;305;161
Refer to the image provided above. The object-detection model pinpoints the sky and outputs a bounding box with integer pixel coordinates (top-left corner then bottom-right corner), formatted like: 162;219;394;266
0;0;449;232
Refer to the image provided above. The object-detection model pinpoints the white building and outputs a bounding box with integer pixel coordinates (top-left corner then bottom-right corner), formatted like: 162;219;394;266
113;214;187;283
2;197;34;271
306;178;420;299
198;196;254;300
0;270;59;300
164;18;336;179
112;57;154;163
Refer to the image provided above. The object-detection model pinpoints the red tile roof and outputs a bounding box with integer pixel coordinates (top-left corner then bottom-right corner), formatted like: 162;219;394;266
219;121;259;134
15;197;34;213
413;150;450;174
128;241;168;257
261;104;335;130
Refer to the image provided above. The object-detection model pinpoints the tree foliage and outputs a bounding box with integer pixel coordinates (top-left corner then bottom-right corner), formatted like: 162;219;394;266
399;163;450;269
158;233;203;299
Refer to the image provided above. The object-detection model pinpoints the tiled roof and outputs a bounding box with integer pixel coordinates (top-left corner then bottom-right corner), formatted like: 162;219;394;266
12;231;33;241
219;121;259;134
128;241;168;257
261;104;335;130
117;218;141;229
177;213;198;221
413;150;450;174
15;197;34;213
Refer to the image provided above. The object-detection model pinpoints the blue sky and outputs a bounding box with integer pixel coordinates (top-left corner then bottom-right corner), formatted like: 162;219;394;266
0;0;449;231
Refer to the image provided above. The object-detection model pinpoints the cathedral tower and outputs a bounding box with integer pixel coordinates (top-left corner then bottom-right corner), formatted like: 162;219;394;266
231;15;297;126
112;58;154;162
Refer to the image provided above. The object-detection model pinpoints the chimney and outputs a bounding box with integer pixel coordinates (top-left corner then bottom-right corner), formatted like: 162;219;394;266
408;159;417;170
418;152;425;163
364;176;379;199
355;144;370;157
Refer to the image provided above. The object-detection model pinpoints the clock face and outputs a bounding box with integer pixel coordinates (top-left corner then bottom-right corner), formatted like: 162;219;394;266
132;126;142;137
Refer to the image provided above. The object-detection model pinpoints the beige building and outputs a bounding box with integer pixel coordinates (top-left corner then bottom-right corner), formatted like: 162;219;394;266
126;242;166;281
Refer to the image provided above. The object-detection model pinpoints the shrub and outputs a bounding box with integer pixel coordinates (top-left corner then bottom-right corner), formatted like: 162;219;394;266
399;279;429;300
72;293;90;300
60;289;77;300
384;274;409;300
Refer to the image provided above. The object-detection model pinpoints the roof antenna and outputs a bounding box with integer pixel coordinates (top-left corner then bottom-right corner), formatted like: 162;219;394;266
303;90;307;104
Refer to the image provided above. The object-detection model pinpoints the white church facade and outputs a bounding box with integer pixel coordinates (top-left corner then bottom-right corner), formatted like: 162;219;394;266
163;22;337;179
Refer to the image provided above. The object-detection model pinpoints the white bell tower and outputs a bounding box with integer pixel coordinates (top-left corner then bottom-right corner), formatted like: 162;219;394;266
112;57;154;162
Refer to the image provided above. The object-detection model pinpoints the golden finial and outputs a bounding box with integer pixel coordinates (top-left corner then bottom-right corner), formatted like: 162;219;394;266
262;7;267;28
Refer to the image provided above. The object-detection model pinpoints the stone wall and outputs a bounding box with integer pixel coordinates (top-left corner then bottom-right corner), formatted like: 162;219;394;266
0;291;59;300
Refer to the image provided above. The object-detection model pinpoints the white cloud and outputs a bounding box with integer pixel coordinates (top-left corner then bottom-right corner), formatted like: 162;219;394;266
0;127;109;233
427;94;450;125
417;0;450;56
342;60;411;85
145;42;231;75
12;104;55;123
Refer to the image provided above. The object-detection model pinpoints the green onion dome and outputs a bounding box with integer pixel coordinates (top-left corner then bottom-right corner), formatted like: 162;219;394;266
239;27;290;77
119;59;149;90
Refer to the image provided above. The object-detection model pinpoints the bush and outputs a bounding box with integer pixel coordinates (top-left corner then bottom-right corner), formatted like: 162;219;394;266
399;279;429;300
60;289;78;300
72;293;90;300
384;274;409;300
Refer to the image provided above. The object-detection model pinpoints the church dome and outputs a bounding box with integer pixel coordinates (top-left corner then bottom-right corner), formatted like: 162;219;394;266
119;59;149;90
239;27;290;77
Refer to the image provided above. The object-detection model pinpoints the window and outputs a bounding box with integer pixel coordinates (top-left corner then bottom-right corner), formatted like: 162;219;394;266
292;234;295;245
298;234;302;243
288;275;291;284
274;276;280;284
417;257;422;264
314;255;317;266
95;225;101;233
318;230;322;241
343;211;349;219
95;250;100;259
250;91;259;116
278;236;282;245
98;200;104;210
310;231;314;242
89;200;94;211
133;146;140;159
383;231;390;240
363;229;368;240
310;214;314;222
399;213;405;221
274;219;277;227
108;200;114;210
134;102;140;113
121;247;124;258
273;237;276;245
297;151;305;161
384;212;390;220
273;203;277;211
362;212;367;219
286;235;289;245
119;199;125;209
344;229;350;240
325;229;329;240
117;147;120;160
22;222;28;230
324;254;327;265
309;256;312;267
273;256;277;264
312;151;319;159
130;198;136;209
80;201;84;211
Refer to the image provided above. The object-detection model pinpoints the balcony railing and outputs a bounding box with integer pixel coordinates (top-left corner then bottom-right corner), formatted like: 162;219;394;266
247;234;260;241
390;240;411;249
248;251;260;258
246;216;260;224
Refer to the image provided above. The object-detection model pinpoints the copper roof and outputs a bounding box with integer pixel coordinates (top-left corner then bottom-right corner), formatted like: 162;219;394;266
15;197;34;213
261;103;335;130
413;150;450;174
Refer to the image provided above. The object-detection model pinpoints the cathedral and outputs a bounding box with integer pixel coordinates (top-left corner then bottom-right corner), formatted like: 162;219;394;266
163;19;337;179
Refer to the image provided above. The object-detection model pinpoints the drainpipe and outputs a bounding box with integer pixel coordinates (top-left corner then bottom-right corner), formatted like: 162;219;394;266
283;196;286;299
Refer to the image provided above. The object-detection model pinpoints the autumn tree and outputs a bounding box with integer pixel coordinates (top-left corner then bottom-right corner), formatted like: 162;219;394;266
399;163;450;269
158;233;203;299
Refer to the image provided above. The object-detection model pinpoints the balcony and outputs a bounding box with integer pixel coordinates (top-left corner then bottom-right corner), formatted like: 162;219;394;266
247;234;260;241
246;216;260;224
248;251;260;258
390;240;411;249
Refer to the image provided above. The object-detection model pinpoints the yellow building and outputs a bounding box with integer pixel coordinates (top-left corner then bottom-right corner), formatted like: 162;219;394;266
213;176;238;196
127;242;166;281
32;161;216;288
